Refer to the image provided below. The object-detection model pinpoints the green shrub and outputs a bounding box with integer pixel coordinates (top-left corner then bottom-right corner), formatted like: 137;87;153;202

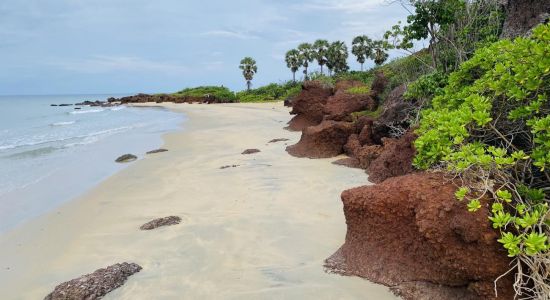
235;81;301;102
403;71;448;104
414;24;550;297
346;86;371;95
174;86;236;102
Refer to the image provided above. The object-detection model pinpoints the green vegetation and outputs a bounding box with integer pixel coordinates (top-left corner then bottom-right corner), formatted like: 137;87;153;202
413;24;550;297
285;49;302;82
346;86;370;95
313;39;330;75
239;57;258;91
174;86;237;102
351;107;383;121
235;81;301;102
297;43;316;80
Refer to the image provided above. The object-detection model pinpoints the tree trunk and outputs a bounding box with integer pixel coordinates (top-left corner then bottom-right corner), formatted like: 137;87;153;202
320;64;324;75
292;72;296;82
361;63;364;71
247;81;251;91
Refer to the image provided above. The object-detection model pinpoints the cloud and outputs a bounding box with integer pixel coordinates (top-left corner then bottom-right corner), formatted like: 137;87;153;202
291;0;386;13
201;30;259;40
50;55;189;74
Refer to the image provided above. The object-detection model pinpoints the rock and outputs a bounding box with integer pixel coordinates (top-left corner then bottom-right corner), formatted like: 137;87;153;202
366;131;417;183
115;154;137;163
289;81;334;126
286;115;319;132
500;0;550;39
268;138;290;143
286;120;354;158
323;90;376;121
332;157;361;169
140;216;181;230
58;104;72;107
50;104;58;106
242;149;260;155
356;145;384;169
44;262;142;300
74;107;81;110
334;80;365;92
377;84;416;130
146;149;168;155
370;71;389;100
220;165;240;169
325;172;514;300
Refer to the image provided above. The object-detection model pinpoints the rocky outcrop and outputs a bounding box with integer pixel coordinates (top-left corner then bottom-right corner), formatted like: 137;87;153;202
287;81;334;131
44;262;142;300
366;131;417;183
500;0;550;39
115;154;137;163
325;172;514;300
140;216;181;230
242;149;261;155
286;120;354;158
108;93;231;105
268;138;290;143
324;91;376;121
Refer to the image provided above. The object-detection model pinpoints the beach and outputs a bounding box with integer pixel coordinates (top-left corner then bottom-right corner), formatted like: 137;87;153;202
0;102;396;299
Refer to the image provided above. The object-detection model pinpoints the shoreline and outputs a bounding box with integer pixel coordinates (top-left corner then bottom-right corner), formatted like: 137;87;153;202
0;102;396;299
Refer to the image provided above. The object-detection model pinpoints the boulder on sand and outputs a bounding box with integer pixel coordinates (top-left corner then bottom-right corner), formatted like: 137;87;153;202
146;148;168;155
323;90;376;122
366;131;417;183
286;120;354;158
115;154;137;163
268;138;290;143
44;262;142;300
287;81;333;131
140;216;181;230
325;172;513;299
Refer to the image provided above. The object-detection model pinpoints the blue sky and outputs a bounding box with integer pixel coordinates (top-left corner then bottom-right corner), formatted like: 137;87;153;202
0;0;414;95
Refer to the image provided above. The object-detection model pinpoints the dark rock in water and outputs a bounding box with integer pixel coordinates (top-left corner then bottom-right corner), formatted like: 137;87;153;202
115;154;137;163
146;148;168;155
44;262;142;300
58;104;72;107
50;104;58;107
140;216;181;230
220;165;240;169
268;138;290;143
242;149;260;155
74;107;81;110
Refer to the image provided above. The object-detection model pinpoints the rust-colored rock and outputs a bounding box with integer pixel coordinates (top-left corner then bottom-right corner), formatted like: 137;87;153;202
366;131;417;183
140;216;181;230
332;157;361;169
324;91;376;121
334;80;365;92
370;71;389;100
286;120;354;158
289;81;333;126
325;172;514;300
286;115;319;132
45;262;142;300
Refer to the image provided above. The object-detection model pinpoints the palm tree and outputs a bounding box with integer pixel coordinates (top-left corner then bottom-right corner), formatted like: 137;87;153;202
326;41;349;76
351;35;373;71
239;57;257;91
297;43;315;80
285;49;302;82
370;40;389;66
313;39;329;75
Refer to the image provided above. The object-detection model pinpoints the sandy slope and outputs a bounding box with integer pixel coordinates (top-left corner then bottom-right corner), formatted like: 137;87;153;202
0;102;397;299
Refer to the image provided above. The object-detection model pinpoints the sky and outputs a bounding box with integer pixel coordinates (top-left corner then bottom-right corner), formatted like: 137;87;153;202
0;0;415;95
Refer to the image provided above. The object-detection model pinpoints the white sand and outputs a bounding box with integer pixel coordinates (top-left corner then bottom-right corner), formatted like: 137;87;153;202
0;102;397;299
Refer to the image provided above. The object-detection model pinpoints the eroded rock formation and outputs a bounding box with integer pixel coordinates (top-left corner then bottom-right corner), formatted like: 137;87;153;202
325;172;514;299
286;120;354;158
500;0;550;39
140;216;181;230
286;81;333;131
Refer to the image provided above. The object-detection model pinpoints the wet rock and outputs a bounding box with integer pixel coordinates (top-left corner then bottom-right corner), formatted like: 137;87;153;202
50;104;58;107
74;107;81;110
140;216;181;230
332;157;361;169
44;262;142;300
146;149;168;155
286;120;354;158
366;131;417;183
325;172;514;300
268;138;290;143
501;0;550;39
58;104;72;107
115;154;137;163
242;149;261;155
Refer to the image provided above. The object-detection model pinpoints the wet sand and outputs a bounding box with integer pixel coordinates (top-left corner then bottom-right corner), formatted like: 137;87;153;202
0;102;397;299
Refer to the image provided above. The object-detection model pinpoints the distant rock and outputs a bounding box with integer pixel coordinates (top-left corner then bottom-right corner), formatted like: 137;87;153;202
74;107;81;110
220;165;240;169
241;149;260;155
50;104;58;107
140;216;181;230
146;148;168;155
268;138;290;143
58;104;72;107
115;154;137;163
44;262;142;300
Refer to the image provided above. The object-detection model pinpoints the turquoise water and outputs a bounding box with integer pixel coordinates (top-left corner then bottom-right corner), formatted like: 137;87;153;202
0;95;184;232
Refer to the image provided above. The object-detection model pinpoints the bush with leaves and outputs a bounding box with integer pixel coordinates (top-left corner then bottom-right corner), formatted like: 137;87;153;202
174;86;237;102
414;24;550;297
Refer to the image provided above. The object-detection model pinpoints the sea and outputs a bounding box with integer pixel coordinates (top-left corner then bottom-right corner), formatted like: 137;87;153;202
0;95;184;232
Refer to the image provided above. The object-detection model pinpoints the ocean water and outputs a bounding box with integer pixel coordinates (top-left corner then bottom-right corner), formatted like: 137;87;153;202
0;95;184;232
